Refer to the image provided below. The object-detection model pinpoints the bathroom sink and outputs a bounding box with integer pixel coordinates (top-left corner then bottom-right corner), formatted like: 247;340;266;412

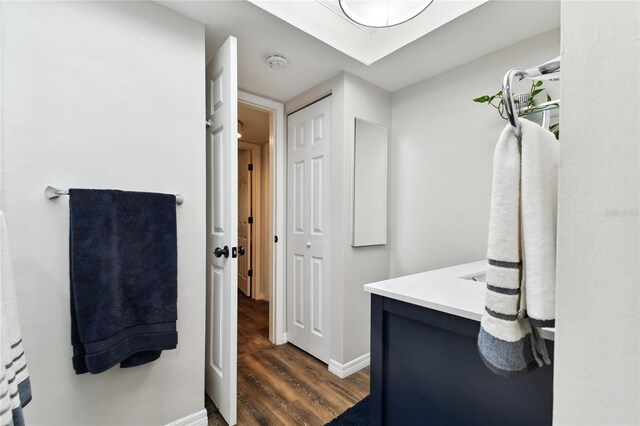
461;272;486;283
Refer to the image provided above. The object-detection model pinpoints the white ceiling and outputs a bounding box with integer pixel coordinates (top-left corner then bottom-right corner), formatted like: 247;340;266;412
159;0;560;102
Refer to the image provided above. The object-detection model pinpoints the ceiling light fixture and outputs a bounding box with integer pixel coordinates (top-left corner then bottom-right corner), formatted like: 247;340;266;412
338;0;434;28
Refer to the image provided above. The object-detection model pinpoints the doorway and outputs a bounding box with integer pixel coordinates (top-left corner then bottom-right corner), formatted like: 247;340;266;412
237;91;287;347
237;104;273;357
204;70;287;424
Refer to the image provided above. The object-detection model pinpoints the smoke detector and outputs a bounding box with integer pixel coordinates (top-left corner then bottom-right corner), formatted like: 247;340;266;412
266;54;288;70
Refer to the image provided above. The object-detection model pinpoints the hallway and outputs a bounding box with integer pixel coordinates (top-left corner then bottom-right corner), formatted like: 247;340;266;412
206;293;370;425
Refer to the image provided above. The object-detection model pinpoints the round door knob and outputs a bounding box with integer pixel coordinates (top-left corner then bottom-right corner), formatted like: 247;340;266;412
306;242;311;248
214;246;229;258
238;246;246;256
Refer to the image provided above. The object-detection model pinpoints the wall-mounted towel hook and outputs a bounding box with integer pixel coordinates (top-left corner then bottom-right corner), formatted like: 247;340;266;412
45;186;68;199
45;186;184;205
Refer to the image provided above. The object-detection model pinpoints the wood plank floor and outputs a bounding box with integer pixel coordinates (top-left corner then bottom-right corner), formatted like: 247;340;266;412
206;344;370;426
237;293;272;357
206;293;370;425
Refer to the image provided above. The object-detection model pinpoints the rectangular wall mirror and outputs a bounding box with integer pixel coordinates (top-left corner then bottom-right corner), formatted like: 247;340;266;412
352;118;389;247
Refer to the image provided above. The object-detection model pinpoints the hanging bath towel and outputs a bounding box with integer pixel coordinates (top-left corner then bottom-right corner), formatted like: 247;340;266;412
69;189;178;374
478;120;557;377
520;120;558;327
0;211;32;426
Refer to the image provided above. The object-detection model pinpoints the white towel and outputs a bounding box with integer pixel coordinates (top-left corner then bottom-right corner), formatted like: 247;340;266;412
1;211;31;426
478;120;556;377
521;119;558;327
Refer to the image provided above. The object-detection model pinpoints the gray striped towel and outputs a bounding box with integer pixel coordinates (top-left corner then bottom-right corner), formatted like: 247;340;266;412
1;212;32;426
478;120;556;377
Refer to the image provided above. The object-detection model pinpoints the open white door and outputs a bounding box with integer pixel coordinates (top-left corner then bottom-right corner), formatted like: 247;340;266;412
205;36;238;426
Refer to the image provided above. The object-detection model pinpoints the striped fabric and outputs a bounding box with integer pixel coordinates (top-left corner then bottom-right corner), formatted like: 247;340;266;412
1;212;31;426
519;119;558;327
477;123;552;377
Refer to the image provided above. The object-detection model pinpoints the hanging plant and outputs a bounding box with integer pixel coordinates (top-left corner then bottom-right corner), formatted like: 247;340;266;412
473;80;559;139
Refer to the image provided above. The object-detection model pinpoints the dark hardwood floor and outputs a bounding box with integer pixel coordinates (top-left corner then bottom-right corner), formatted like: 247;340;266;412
237;292;272;357
205;293;370;425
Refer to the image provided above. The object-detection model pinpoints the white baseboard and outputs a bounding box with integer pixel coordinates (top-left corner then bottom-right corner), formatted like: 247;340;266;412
328;353;370;379
165;409;208;426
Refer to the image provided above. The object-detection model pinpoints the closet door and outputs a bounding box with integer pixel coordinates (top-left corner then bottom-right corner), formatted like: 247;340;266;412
286;96;331;363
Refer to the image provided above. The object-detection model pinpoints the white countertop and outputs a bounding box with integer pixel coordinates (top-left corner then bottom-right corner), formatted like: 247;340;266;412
364;261;554;340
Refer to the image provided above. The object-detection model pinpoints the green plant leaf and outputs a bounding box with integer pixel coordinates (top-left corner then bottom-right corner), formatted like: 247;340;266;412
535;81;543;87
531;88;544;98
547;94;552;102
473;95;491;103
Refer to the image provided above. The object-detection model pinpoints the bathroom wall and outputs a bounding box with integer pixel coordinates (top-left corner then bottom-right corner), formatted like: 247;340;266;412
285;73;392;366
340;74;392;363
2;2;206;425
389;29;560;277
554;2;639;424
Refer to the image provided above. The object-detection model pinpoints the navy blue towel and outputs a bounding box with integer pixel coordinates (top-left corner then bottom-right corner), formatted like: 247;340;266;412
69;189;178;374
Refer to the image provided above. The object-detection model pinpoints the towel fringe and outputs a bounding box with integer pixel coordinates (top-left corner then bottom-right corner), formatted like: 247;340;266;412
531;327;551;367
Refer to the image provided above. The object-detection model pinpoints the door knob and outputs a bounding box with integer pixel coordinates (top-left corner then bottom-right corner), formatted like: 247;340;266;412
238;246;246;256
214;246;229;258
306;242;311;248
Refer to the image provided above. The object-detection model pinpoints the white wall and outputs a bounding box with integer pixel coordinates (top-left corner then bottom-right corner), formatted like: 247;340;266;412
553;2;639;424
285;73;392;365
389;29;560;277
340;74;391;362
2;2;206;425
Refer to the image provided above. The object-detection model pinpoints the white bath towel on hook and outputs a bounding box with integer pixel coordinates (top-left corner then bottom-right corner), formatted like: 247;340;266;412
478;119;557;377
520;119;558;327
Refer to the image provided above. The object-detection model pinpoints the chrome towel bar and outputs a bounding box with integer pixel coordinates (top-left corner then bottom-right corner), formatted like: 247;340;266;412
45;186;184;205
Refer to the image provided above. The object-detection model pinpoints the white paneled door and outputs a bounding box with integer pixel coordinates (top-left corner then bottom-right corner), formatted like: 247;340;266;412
237;149;252;297
286;96;331;363
205;36;238;426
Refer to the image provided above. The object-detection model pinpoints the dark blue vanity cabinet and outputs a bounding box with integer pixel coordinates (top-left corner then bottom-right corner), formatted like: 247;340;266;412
369;294;554;426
